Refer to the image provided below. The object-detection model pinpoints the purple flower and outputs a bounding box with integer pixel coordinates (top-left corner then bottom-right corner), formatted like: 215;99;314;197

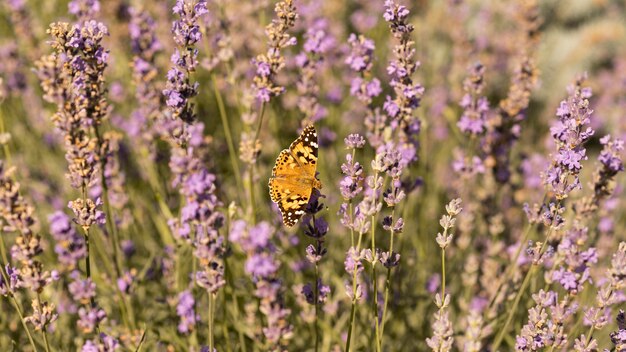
77;307;106;333
598;135;624;174
176;290;196;334
68;277;96;304
542;76;595;200
68;0;100;20
345;34;375;73
251;0;298;103
344;134;366;149
0;264;22;296
245;253;279;279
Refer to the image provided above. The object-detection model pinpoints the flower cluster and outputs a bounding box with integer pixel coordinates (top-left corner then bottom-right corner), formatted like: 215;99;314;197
36;21;110;190
542;77;595;200
546;225;597;294
346;34;381;105
128;7;164;154
483;0;540;184
163;0;208;130
515;290;577;351
576;242;626;350
382;0;423;132
68;0;100;21
426;199;462;352
251;0;298;103
0;161;58;331
229;221;293;348
458;62;489;136
295;18;335;126
49;211;86;270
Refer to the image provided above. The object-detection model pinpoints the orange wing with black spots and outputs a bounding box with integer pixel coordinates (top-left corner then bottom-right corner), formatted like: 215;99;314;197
268;125;321;227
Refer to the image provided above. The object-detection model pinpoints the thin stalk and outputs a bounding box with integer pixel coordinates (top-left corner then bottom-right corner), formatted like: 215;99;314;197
314;261;320;352
441;247;446;299
493;226;555;350
10;296;39;352
380;208;396;344
253;103;266;149
0;110;12;165
371;215;380;352
487;222;534;311
37;294;51;352
0;235;9;270
582;286;613;347
248;103;266;223
492;263;536;349
93;126;124;278
248;168;257;224
0;259;38;351
345;209;360;352
83;227;95;308
211;74;245;205
208;292;215;352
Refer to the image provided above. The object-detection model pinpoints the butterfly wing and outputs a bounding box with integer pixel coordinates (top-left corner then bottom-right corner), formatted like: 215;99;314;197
269;149;297;203
278;192;311;227
289;125;318;178
268;125;319;227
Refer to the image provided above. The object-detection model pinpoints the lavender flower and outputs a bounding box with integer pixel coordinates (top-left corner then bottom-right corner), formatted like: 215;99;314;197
24;299;58;331
77;306;106;333
1;161;57;333
81;333;120;351
251;0;298;102
542;76;594;200
0;264;22;296
176;289;197;334
426;293;453;352
609;310;626;351
163;0;208;130
295;18;335;125
346;34;381;105
457;62;489;135
229;221;293;348
515;290;577;351
68;0;100;21
383;0;423;131
68;277;97;304
128;7;164;155
49;211;86;269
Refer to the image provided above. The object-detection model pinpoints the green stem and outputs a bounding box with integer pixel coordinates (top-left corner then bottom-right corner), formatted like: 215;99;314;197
493;226;554;350
345;222;361;351
211;74;245;205
248;103;266;223
487;223;534;312
0;235;9;271
0;257;38;351
248;168;257;224
371;215;380;352
37;294;51;352
10;296;39;352
492;263;536;349
208;292;215;352
83;227;95;308
253;103;266;149
441;247;446;300
314;261;320;352
93;126;124;278
0;110;12;165
380;208;396;346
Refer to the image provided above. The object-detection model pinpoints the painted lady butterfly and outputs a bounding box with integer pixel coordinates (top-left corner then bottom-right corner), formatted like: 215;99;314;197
268;125;322;227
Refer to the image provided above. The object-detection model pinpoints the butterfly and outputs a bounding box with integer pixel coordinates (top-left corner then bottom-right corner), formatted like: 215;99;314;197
268;125;322;227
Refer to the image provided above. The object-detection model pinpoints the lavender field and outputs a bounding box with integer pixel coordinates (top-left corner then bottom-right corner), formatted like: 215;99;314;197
1;0;626;351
